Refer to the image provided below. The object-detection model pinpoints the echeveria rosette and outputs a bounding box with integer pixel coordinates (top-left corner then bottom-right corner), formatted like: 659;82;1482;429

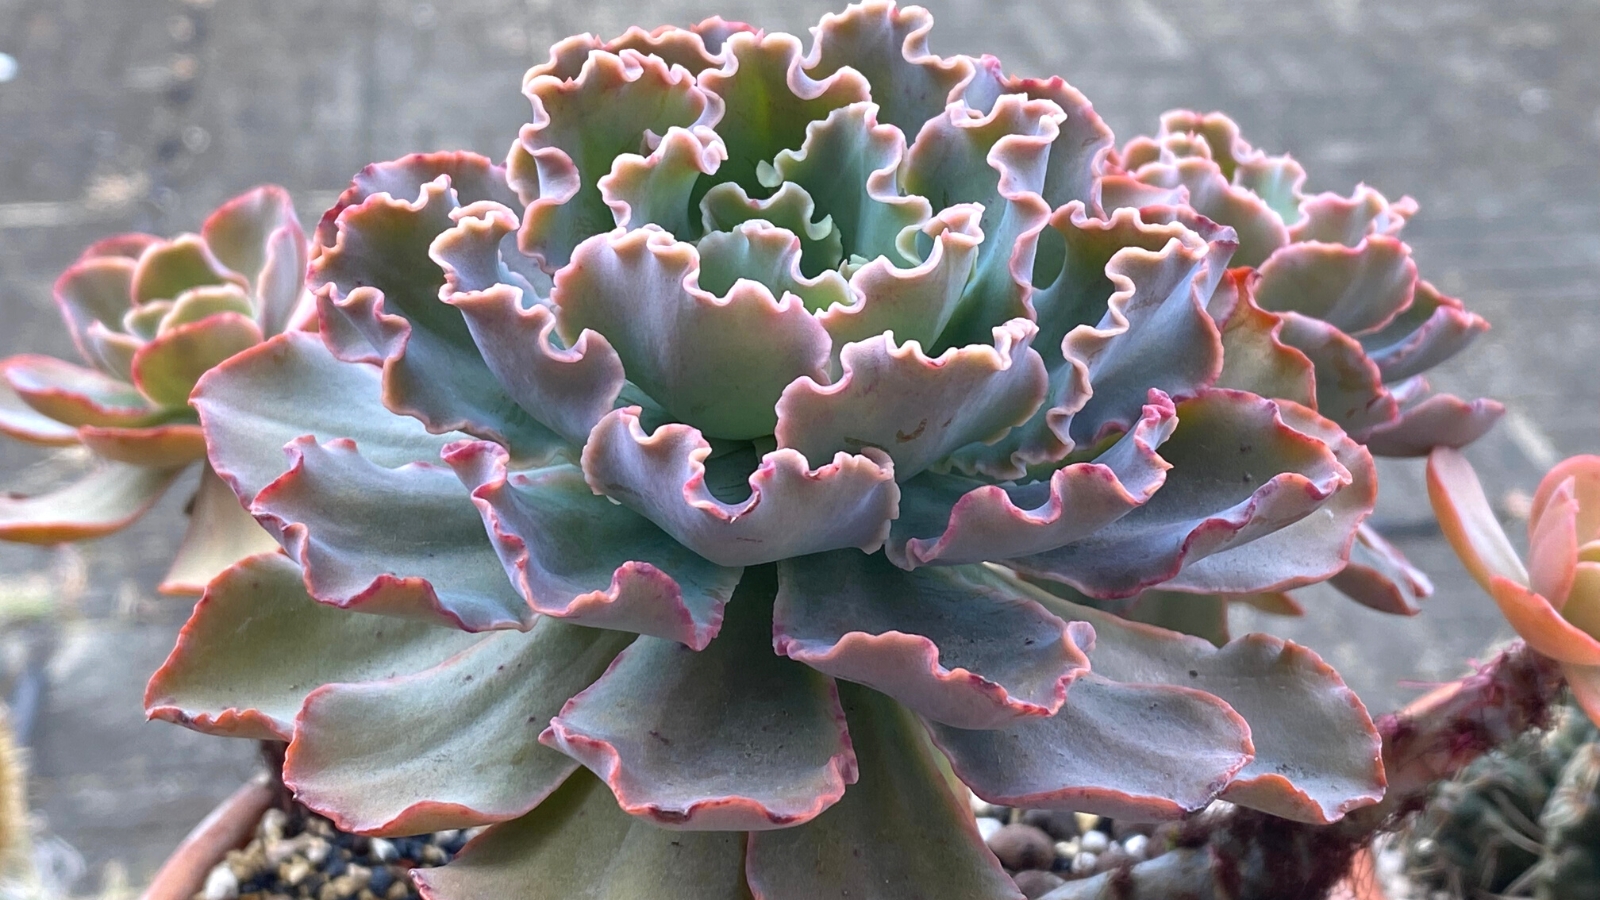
1102;111;1502;620
0;186;305;593
1428;449;1600;726
151;4;1391;897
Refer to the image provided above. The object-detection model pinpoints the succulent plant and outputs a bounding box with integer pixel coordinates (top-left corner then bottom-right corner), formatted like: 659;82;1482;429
142;3;1500;895
0;186;306;593
1430;450;1600;725
1102;111;1501;623
1405;696;1600;900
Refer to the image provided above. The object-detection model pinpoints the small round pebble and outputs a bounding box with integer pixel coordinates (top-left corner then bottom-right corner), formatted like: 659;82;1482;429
1070;851;1097;876
987;824;1054;871
1079;830;1109;854
1020;809;1078;841
1011;869;1065;899
202;865;239;900
1122;833;1149;860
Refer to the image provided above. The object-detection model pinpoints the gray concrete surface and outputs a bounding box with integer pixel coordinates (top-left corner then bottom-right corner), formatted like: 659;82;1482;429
0;0;1595;892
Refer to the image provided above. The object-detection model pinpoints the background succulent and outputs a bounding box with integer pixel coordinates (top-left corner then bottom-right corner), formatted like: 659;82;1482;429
0;186;305;593
143;3;1493;896
1430;450;1600;725
1406;695;1600;900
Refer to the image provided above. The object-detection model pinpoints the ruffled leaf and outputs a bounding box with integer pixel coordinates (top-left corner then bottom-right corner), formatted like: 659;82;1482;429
1360;279;1487;383
803;2;973;143
1364;393;1503;457
158;460;281;596
600;126;727;238
929;672;1251;821
769;101;930;266
446;441;742;649
700;181;844;275
697;30;868;196
1328;523;1432;616
904;94;1058;348
314;170;566;464
144;553;480;740
285;619;634;835
412;770;751;900
1055;213;1230;448
252;437;533;632
962;58;1115;212
775;319;1047;479
0;460;184;543
773;551;1090;729
192;332;467;505
1011;390;1350;598
1212;269;1317;407
513;50;718;267
745;681;1022;900
314;151;524;249
582;407;899;567
994;567;1385;824
555;226;831;441
817;204;981;354
541;567;857;831
1150;400;1372;594
889;391;1174;567
1254;236;1417;336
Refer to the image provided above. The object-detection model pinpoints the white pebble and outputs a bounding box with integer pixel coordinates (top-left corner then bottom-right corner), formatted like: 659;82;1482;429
258;808;289;841
202;865;239;900
975;816;1004;842
369;837;399;862
1071;851;1097;875
1054;840;1077;860
1122;834;1149;860
0;53;16;83
304;836;331;865
1080;830;1109;854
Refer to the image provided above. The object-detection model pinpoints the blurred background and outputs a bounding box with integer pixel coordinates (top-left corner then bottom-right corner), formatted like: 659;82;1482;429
0;0;1595;893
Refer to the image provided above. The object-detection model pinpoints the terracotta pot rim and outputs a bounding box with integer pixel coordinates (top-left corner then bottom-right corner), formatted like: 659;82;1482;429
139;771;277;900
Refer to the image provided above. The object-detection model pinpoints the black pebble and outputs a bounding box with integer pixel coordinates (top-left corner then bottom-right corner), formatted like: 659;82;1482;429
368;866;395;895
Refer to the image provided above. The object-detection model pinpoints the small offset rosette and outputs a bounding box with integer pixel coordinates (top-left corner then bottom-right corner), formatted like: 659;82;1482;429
0;185;309;592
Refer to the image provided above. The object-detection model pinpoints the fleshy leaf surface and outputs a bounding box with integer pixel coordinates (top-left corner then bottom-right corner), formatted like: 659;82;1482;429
192;333;466;503
582;408;899;567
554;227;831;441
0;460;184;543
775;319;1047;479
252;437;533;632
447;441;742;649
745;682;1022;900
774;551;1089;729
145;553;479;740
285;619;634;836
1020;569;1385;823
541;567;857;831
412;770;751;900
159;460;282;596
